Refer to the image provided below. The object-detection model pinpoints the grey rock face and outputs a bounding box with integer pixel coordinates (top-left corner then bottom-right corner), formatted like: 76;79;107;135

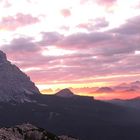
0;50;40;102
0;124;78;140
0;51;7;63
0;123;59;140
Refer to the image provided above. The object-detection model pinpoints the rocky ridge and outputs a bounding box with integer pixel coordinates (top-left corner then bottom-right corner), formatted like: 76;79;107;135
0;50;40;102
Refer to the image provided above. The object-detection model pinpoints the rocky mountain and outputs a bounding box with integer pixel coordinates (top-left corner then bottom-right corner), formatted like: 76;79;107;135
0;50;40;102
0;123;78;140
55;88;75;98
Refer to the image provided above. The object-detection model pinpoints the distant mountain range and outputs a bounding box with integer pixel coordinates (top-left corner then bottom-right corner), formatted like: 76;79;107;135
108;96;140;110
41;81;140;98
89;81;140;93
1;50;140;140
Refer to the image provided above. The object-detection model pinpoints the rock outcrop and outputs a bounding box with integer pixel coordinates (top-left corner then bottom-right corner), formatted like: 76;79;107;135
0;124;79;140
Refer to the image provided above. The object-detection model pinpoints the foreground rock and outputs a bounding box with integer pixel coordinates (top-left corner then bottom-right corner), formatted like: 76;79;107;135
0;124;78;140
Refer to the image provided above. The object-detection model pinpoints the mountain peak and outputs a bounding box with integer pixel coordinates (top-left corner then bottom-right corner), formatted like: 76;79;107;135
55;88;75;98
0;50;7;63
0;50;40;102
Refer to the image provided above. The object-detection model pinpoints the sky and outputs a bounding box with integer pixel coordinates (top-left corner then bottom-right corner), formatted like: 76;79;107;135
0;0;140;99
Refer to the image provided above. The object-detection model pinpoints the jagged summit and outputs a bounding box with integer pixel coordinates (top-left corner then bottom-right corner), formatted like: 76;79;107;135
0;50;7;63
0;50;40;102
55;88;75;98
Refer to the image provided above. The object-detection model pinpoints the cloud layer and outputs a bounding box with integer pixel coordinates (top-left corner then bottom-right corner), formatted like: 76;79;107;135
0;13;39;31
1;14;140;87
0;0;140;99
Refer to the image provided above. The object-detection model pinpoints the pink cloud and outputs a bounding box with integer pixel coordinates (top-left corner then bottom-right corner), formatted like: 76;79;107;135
80;0;117;9
1;14;140;87
60;9;71;17
77;18;109;31
97;0;116;6
0;13;39;31
110;15;140;35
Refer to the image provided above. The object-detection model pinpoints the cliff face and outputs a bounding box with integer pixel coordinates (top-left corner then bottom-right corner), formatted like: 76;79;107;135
0;50;40;102
0;51;7;63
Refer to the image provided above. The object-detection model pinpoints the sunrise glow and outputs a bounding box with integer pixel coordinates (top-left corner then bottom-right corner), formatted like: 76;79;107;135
0;0;140;99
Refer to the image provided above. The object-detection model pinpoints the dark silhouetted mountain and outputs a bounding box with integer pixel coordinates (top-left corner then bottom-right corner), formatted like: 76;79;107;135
95;87;114;93
0;123;78;140
132;96;140;100
1;95;140;140
108;96;140;110
55;88;75;98
0;50;40;102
